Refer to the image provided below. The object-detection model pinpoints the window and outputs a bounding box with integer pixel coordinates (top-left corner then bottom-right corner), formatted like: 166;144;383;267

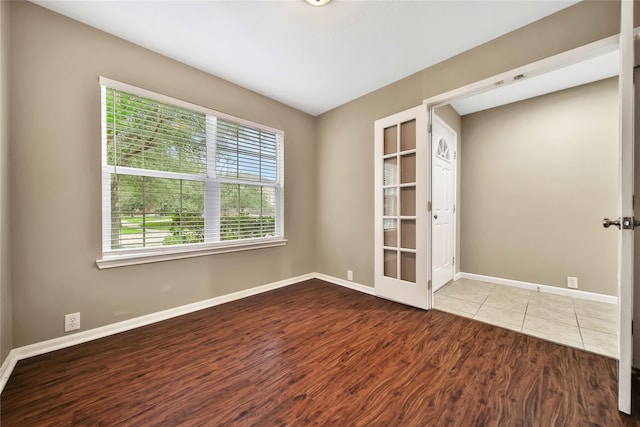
99;78;285;267
436;137;450;161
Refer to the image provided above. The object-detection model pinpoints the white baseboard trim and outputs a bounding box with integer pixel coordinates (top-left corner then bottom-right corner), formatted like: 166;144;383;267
0;272;316;395
458;272;617;304
13;272;316;362
0;270;616;395
0;269;618;395
0;272;376;395
0;351;18;393
454;272;462;281
314;273;375;295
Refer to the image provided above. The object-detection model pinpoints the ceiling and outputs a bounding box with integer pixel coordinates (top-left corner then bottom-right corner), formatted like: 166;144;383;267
32;0;579;116
450;50;619;116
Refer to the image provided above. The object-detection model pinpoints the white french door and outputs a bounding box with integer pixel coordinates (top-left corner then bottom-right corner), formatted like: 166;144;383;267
431;114;456;291
614;0;634;415
374;105;429;309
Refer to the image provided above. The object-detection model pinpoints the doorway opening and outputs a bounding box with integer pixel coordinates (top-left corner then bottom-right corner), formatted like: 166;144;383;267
424;23;638;413
429;43;620;359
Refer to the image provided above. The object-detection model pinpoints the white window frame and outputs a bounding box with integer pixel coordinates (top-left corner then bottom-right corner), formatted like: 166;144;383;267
97;77;286;269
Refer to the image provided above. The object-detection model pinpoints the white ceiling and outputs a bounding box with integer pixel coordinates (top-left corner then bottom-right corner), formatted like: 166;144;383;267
32;0;579;116
450;50;620;116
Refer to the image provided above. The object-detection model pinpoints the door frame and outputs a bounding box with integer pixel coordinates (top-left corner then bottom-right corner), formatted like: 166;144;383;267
422;25;636;414
423;34;621;109
616;0;634;414
430;112;457;292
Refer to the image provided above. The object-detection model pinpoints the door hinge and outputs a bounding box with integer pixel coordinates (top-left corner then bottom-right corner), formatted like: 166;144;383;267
453;256;455;266
428;201;432;212
428;123;432;133
453;203;456;213
454;151;457;160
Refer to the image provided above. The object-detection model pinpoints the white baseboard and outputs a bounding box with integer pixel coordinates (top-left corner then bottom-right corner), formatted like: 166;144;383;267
0;270;618;395
458;272;617;304
0;351;18;393
314;273;375;295
0;271;375;395
0;272;316;394
12;273;316;362
454;272;462;281
1;270;616;395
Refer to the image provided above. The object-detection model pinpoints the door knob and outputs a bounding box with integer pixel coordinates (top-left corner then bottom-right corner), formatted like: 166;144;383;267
434;214;438;219
602;218;621;229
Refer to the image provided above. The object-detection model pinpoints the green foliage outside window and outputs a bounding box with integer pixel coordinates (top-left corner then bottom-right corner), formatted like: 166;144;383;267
105;88;278;250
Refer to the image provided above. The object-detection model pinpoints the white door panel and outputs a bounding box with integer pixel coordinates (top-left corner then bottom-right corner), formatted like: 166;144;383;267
616;0;634;414
432;115;456;291
374;105;429;309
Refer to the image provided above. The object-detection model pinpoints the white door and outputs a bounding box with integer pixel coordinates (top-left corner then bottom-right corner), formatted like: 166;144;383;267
611;0;634;414
431;115;456;291
374;105;430;309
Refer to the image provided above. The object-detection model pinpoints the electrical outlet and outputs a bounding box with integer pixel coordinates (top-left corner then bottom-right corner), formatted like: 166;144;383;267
347;270;353;281
64;312;80;332
567;276;578;289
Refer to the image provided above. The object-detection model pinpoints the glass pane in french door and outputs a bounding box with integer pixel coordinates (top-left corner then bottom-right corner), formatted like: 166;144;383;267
400;252;416;282
400;187;416;216
384;125;398;155
384;219;398;247
384;158;398;186
384;250;398;278
400;120;416;151
401;220;416;250
383;188;397;216
400;154;416;183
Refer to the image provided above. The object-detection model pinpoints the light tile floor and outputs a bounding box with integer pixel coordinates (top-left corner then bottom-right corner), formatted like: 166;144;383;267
434;279;618;358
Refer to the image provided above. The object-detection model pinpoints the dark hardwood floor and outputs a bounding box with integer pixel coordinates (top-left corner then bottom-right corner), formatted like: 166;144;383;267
1;279;638;426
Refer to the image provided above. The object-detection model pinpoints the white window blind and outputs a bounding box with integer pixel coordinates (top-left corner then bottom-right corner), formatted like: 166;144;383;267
100;78;284;256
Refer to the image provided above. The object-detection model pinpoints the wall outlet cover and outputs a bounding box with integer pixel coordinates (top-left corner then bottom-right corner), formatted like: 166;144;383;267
64;312;81;332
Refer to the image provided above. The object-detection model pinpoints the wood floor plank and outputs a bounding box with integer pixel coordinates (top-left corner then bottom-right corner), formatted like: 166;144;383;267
1;279;638;426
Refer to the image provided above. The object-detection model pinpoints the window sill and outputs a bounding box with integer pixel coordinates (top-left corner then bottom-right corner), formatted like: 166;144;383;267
96;238;288;269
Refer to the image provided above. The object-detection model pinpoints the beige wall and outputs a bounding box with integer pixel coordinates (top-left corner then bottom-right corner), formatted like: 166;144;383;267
0;0;12;362
9;2;316;347
433;105;462;274
460;78;618;295
315;0;624;287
